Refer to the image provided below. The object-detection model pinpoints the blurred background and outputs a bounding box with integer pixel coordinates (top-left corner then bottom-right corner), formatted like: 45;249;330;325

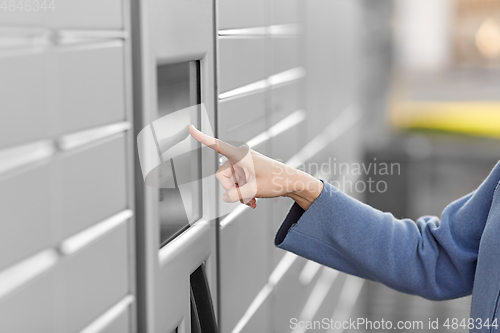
0;0;499;332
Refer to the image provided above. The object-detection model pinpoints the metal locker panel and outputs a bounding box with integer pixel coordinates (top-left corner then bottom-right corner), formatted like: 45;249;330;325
270;124;304;164
270;82;300;126
53;135;127;240
219;205;270;333
0;268;56;332
56;221;129;333
149;0;213;62
0;163;53;272
44;0;123;29
99;308;130;333
0;8;43;26
0;50;51;150
218;92;266;144
272;38;300;75
272;0;299;25
155;223;217;333
218;38;266;94
304;0;361;142
218;0;267;30
52;42;126;136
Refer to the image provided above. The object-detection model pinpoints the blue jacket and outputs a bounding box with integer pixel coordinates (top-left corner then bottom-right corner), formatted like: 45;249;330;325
275;161;500;332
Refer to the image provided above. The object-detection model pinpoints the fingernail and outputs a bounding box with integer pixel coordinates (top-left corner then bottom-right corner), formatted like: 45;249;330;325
223;193;229;202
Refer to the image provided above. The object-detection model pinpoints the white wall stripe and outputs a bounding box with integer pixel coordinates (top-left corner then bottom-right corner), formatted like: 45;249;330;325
291;268;340;333
59;210;133;256
218;27;268;37
287;105;361;168
0;249;58;301
79;295;134;333
218;80;268;101
231;252;297;333
325;276;365;333
0;140;55;176
267;67;306;87
219;67;305;101
218;24;301;37
57;121;131;151
299;260;322;286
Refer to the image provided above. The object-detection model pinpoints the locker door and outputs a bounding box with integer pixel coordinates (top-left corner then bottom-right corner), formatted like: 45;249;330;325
132;0;218;332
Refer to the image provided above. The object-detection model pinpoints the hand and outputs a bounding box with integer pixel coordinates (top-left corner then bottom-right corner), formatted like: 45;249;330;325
189;125;323;210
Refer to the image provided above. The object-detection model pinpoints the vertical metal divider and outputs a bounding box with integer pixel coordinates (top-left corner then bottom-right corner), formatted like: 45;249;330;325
265;2;274;333
212;0;222;327
130;0;155;331
122;0;138;331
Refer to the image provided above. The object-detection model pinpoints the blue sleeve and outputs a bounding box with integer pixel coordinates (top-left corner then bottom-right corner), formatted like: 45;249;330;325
275;161;500;301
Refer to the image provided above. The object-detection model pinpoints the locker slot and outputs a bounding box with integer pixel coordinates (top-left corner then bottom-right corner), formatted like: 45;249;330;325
156;61;202;247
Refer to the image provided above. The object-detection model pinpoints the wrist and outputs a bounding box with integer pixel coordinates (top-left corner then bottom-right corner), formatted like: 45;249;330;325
285;170;323;210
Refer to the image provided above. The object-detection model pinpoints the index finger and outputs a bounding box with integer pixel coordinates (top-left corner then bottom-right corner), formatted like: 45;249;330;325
190;125;244;161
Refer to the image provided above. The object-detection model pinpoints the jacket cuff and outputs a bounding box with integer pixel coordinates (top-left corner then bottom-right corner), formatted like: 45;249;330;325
274;179;326;246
